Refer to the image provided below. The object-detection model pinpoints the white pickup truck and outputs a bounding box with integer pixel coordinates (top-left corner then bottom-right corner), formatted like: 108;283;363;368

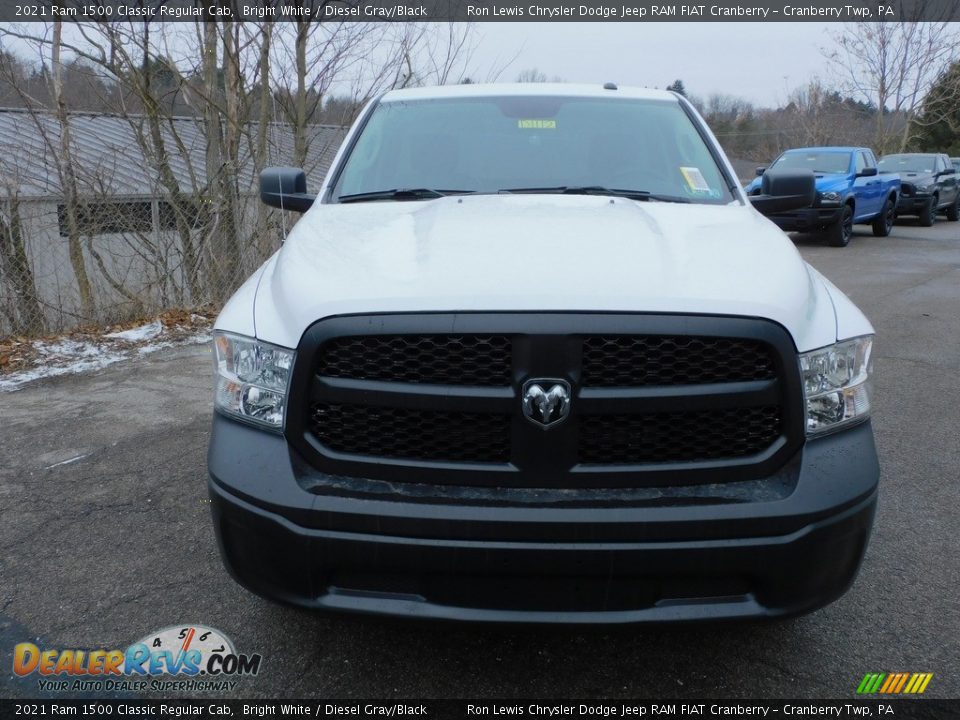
208;84;878;623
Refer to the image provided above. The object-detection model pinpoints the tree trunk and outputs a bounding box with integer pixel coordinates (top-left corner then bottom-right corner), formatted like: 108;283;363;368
0;199;46;335
294;19;309;169
254;22;276;259
52;18;95;322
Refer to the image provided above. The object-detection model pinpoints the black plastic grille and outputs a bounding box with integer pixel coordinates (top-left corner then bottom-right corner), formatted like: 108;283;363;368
295;315;801;486
579;406;781;464
581;336;776;387
310;403;511;463
317;335;512;386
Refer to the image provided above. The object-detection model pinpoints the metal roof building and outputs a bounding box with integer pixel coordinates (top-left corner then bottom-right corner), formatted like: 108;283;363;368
0;109;348;337
0;108;346;199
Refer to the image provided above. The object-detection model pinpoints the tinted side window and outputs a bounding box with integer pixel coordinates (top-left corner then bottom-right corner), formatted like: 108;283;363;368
855;153;867;173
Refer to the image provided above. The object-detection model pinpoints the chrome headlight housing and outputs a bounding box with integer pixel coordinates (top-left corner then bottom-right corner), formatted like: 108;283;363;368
213;331;295;429
799;335;873;436
818;191;842;205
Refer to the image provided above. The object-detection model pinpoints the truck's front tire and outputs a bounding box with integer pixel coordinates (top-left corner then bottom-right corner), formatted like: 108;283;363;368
827;205;854;247
947;195;959;222
919;196;937;227
871;197;895;237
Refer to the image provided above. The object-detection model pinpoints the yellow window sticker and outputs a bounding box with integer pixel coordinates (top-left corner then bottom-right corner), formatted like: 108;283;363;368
518;119;557;129
680;166;712;193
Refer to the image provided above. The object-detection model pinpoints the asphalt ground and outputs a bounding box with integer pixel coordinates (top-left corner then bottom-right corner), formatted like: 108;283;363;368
1;218;958;701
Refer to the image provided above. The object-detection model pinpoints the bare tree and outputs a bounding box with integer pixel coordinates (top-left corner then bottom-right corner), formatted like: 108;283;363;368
827;16;960;153
0;189;45;336
52;19;96;320
0;20;479;337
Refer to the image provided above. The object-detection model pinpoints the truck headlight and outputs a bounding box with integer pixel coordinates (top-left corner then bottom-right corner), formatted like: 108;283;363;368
819;191;841;205
213;331;294;429
799;336;873;436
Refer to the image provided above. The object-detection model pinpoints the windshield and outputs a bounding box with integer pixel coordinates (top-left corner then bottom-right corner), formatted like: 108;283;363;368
333;95;733;204
878;154;937;174
770;151;851;174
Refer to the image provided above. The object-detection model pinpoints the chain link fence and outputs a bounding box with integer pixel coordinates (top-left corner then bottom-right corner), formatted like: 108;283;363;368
0;194;282;338
0;111;346;341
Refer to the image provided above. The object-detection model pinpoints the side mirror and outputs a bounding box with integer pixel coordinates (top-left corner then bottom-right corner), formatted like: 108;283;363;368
755;166;766;177
939;168;956;176
260;167;316;212
748;169;816;216
857;167;878;177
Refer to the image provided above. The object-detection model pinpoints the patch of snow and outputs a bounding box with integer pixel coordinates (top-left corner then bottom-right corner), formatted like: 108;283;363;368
106;320;163;342
36;340;104;358
1;324;212;392
0;351;127;391
137;341;174;356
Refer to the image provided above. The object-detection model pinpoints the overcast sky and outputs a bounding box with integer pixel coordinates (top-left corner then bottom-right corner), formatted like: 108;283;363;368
470;22;841;107
7;20;845;110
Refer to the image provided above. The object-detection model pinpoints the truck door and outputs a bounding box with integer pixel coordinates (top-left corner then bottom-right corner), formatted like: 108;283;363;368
853;151;882;220
939;155;958;205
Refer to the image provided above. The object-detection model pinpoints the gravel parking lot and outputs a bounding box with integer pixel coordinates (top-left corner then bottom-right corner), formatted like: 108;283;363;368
2;219;958;700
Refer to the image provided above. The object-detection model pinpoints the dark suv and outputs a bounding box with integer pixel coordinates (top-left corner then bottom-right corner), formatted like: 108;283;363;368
878;153;960;225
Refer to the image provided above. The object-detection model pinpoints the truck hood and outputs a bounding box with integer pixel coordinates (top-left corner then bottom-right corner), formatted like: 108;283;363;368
744;174;848;195
897;171;935;186
241;194;842;351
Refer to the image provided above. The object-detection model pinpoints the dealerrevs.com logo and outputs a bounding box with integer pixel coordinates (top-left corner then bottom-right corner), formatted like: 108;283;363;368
13;625;262;692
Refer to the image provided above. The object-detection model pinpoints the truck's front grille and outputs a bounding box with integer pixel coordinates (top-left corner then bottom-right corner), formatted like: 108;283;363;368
317;334;511;386
578;406;781;465
581;336;776;386
288;314;804;489
310;403;511;463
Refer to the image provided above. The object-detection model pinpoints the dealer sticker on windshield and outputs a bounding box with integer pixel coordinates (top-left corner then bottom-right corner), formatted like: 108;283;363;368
680;166;712;193
518;119;557;129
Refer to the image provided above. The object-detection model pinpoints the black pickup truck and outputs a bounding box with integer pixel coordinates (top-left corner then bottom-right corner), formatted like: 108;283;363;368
878;153;960;225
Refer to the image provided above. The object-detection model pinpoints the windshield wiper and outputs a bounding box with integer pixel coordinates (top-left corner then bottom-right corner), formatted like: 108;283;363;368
498;186;690;203
337;188;473;203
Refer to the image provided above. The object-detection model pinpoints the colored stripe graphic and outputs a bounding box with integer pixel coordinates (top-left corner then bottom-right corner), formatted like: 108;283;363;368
857;673;884;694
857;673;932;694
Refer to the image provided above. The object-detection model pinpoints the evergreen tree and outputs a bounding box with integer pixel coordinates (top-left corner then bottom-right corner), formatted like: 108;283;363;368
666;79;686;97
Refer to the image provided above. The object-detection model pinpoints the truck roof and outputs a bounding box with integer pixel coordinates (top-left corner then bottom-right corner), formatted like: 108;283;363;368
380;83;679;103
782;147;865;154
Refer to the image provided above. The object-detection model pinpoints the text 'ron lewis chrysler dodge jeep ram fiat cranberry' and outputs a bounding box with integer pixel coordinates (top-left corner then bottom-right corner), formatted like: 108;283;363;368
207;84;878;624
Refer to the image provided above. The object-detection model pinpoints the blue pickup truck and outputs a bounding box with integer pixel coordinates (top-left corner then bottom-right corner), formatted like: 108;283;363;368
746;147;900;247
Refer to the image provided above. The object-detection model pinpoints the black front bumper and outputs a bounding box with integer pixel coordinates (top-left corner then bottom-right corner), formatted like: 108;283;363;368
896;194;933;215
766;206;842;232
208;414;879;624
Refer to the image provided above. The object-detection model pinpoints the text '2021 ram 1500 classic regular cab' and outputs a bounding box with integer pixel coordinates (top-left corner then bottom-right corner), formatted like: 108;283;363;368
208;84;879;624
745;147;900;247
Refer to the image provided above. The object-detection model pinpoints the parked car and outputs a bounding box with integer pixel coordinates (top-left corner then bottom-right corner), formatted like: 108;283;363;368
951;157;960;174
208;84;878;624
745;147;900;247
878;153;960;225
